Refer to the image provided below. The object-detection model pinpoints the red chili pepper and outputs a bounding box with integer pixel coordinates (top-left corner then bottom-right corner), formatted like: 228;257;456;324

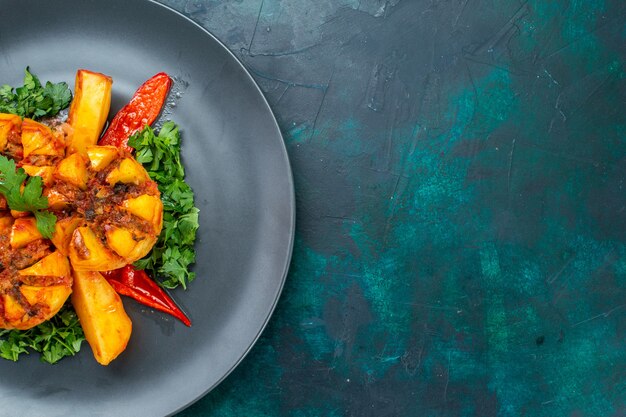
98;72;172;152
102;266;191;327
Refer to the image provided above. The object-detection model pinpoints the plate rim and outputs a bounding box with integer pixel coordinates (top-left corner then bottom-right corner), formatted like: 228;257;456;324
147;1;296;413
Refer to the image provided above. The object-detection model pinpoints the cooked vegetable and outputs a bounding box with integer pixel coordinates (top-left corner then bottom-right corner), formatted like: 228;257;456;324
0;68;196;365
54;152;88;190
99;72;171;153
103;265;191;326
71;270;132;366
0;213;73;330
67;70;112;154
51;146;164;271
0;67;72;119
51;216;82;256
129;122;199;289
21;118;65;158
10;217;42;248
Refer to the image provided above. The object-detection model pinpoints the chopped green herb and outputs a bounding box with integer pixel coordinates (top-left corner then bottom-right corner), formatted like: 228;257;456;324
0;67;72;118
0;154;56;238
129;122;199;289
0;303;85;364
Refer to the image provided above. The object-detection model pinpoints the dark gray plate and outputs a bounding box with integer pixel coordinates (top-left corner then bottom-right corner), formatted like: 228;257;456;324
0;1;294;416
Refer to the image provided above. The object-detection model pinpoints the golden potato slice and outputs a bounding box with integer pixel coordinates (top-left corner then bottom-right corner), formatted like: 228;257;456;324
106;157;148;186
10;217;42;249
2;294;28;330
14;285;72;330
69;226;126;271
104;226;156;261
21;165;55;186
67;70;112;155
54;152;88;190
21;118;64;158
104;227;137;258
51;216;83;256
86;145;119;171
71;270;132;366
18;250;71;278
122;194;163;230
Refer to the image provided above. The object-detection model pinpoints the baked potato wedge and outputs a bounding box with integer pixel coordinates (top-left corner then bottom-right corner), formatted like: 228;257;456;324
67;70;112;154
71;270;132;366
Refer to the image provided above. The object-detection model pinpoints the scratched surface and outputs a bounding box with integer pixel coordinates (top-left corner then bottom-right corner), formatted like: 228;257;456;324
161;0;626;416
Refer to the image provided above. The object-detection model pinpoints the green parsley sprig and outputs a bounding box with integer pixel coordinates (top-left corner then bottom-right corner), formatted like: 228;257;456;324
129;122;199;289
0;155;56;238
0;67;72;118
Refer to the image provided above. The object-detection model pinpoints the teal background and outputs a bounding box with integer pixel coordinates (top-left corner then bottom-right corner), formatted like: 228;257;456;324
161;0;626;415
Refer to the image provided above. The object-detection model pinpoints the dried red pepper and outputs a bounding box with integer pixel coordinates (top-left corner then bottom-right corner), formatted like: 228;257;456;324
102;266;191;327
98;72;172;152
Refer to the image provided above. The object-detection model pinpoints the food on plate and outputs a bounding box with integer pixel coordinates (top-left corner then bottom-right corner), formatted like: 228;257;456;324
61;145;163;271
99;72;171;153
0;68;198;365
103;265;191;326
67;70;112;154
0;223;71;330
71;270;131;365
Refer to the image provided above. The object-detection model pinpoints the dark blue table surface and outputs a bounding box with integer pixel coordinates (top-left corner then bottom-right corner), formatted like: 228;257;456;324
162;0;626;415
